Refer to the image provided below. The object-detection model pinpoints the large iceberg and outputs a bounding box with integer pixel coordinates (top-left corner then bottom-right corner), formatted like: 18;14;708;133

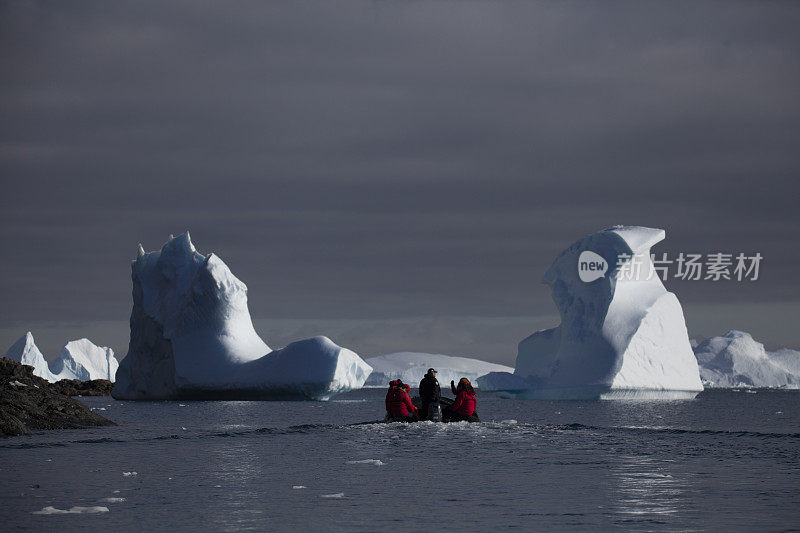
508;226;703;399
4;332;119;382
694;330;800;388
363;352;513;388
112;233;372;400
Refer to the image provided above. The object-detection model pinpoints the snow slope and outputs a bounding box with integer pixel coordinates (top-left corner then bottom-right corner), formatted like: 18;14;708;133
4;332;119;382
112;233;371;400
512;226;703;399
363;352;513;388
693;330;800;388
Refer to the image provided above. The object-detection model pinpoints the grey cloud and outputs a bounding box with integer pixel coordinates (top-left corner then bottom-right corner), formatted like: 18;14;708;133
1;1;799;352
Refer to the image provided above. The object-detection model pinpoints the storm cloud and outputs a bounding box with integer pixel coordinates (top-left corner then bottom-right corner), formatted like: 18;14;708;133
1;1;799;359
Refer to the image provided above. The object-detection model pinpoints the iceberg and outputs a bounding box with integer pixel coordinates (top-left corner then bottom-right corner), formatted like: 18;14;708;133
4;332;58;382
112;233;372;400
511;226;703;399
363;352;513;388
4;332;119;382
475;371;531;392
694;330;800;388
51;339;119;381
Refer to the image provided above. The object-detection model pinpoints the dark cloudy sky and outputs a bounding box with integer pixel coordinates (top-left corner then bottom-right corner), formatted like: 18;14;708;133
1;1;799;361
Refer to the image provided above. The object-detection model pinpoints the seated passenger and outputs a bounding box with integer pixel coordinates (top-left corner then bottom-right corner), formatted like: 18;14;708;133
445;377;479;422
385;379;418;422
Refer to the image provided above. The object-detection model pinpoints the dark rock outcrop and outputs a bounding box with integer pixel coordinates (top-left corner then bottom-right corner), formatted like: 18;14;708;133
50;379;114;396
0;358;114;437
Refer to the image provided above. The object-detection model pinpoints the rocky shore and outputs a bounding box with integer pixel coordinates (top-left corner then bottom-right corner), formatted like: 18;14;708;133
50;378;115;396
0;358;115;437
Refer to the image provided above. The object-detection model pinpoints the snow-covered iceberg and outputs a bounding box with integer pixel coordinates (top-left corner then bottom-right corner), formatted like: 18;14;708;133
694;330;800;388
4;332;119;382
52;339;119;381
510;226;703;399
4;332;58;382
112;233;371;400
363;352;513;388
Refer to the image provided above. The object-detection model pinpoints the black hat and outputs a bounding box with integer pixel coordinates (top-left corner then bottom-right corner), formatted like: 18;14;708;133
427;368;437;374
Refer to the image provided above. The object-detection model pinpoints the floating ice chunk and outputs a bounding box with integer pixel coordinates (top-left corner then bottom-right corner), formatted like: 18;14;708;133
100;497;126;503
32;506;109;515
4;332;119;382
9;380;28;388
5;332;57;381
345;459;385;466
112;233;371;400
513;226;703;399
122;472;137;477
476;372;530;392
693;330;800;388
321;493;345;499
364;352;512;388
52;339;119;381
292;485;307;489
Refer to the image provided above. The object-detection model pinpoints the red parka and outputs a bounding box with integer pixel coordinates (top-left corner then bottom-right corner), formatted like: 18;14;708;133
385;384;416;417
450;388;477;416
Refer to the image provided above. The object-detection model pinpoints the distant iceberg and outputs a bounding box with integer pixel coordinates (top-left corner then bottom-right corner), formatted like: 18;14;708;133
112;233;371;400
4;332;119;382
694;330;800;388
509;226;703;399
363;352;513;388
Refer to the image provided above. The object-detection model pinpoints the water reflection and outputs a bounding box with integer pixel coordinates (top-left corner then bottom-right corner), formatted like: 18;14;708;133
611;455;691;522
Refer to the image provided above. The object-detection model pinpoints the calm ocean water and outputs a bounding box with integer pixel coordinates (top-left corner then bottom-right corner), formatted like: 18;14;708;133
1;389;798;531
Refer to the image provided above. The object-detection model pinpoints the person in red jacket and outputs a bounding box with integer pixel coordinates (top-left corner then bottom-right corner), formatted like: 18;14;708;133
385;380;418;422
445;377;479;422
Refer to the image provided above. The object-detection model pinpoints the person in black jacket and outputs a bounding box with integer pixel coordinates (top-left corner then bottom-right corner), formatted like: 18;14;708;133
418;368;441;420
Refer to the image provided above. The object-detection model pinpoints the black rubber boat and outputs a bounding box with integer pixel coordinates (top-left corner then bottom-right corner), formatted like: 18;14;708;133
383;396;480;423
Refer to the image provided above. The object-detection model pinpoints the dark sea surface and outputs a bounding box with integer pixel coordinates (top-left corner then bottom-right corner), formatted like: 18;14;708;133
1;389;798;532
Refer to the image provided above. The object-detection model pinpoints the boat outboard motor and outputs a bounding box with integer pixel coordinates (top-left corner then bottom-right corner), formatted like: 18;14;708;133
428;401;442;422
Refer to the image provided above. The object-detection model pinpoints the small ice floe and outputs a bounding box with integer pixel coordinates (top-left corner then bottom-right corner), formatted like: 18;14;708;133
9;380;27;388
122;472;137;477
320;493;345;499
32;506;109;515
776;411;783;415
345;459;385;466
178;404;186;407
499;419;517;425
90;407;106;411
292;485;307;489
112;490;120;494
100;497;126;503
181;427;187;431
745;390;757;394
